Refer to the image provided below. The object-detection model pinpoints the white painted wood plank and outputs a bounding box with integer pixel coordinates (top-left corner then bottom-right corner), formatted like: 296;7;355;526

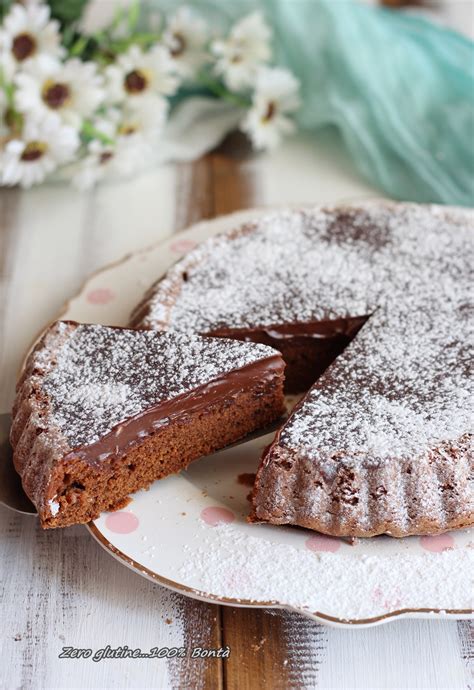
1;186;89;411
279;612;472;690
0;505;184;690
0;165;177;412
320;620;470;689
253;129;379;209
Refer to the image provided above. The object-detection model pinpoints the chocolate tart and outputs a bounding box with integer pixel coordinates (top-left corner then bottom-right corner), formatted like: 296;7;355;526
11;321;285;528
130;202;474;537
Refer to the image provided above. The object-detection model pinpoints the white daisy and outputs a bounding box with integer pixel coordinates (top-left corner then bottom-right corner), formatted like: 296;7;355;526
72;101;165;190
82;107;118;142
163;6;208;80
241;67;300;150
211;11;271;91
14;57;104;129
1;112;79;188
71;137;142;191
105;44;179;105
117;97;167;144
0;1;64;80
72;139;118;191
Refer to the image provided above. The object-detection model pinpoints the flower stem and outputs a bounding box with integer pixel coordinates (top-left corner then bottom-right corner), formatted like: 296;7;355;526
81;120;115;147
196;72;250;109
69;34;89;57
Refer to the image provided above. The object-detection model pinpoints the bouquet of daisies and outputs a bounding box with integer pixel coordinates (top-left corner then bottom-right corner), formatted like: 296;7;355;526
0;1;300;189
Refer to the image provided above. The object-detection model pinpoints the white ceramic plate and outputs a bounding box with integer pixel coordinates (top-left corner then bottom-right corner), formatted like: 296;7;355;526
55;208;473;628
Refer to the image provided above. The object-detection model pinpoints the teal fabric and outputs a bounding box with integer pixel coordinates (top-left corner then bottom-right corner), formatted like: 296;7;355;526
145;0;474;206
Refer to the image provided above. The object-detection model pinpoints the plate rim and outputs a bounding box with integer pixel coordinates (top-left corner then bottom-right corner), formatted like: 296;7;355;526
39;205;474;627
87;522;473;628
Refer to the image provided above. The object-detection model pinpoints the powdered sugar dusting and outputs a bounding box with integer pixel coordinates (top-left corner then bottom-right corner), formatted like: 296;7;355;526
178;523;473;620
281;307;472;461
138;203;473;460
47;499;59;516
39;323;278;449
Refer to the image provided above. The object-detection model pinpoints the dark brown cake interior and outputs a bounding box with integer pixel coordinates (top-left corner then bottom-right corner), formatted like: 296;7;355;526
43;370;284;528
207;316;367;393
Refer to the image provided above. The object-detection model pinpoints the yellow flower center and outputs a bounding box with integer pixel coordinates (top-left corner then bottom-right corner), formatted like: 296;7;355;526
99;151;114;165
119;124;137;136
170;33;186;57
42;81;72;110
12;32;37;61
21;141;47;162
262;101;276;122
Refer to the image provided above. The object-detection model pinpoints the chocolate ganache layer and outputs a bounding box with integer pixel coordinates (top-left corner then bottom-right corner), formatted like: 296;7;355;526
67;355;285;467
207;317;368;392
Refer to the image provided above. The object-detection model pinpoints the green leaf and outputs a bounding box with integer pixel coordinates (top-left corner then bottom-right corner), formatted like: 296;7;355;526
196;70;250;109
0;0;13;22
127;0;140;31
47;0;89;29
81;119;115;147
69;34;89;57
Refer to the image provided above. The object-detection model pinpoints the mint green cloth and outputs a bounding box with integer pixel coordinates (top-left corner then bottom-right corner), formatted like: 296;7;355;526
146;0;474;206
273;0;474;206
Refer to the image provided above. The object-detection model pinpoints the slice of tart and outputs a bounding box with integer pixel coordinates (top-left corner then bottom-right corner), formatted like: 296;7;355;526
11;321;285;528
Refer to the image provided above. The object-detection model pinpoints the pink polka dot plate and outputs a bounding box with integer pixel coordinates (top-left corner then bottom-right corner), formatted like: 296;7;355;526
55;209;473;628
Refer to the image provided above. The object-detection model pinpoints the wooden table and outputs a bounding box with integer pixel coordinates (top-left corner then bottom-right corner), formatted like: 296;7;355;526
1;130;472;689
